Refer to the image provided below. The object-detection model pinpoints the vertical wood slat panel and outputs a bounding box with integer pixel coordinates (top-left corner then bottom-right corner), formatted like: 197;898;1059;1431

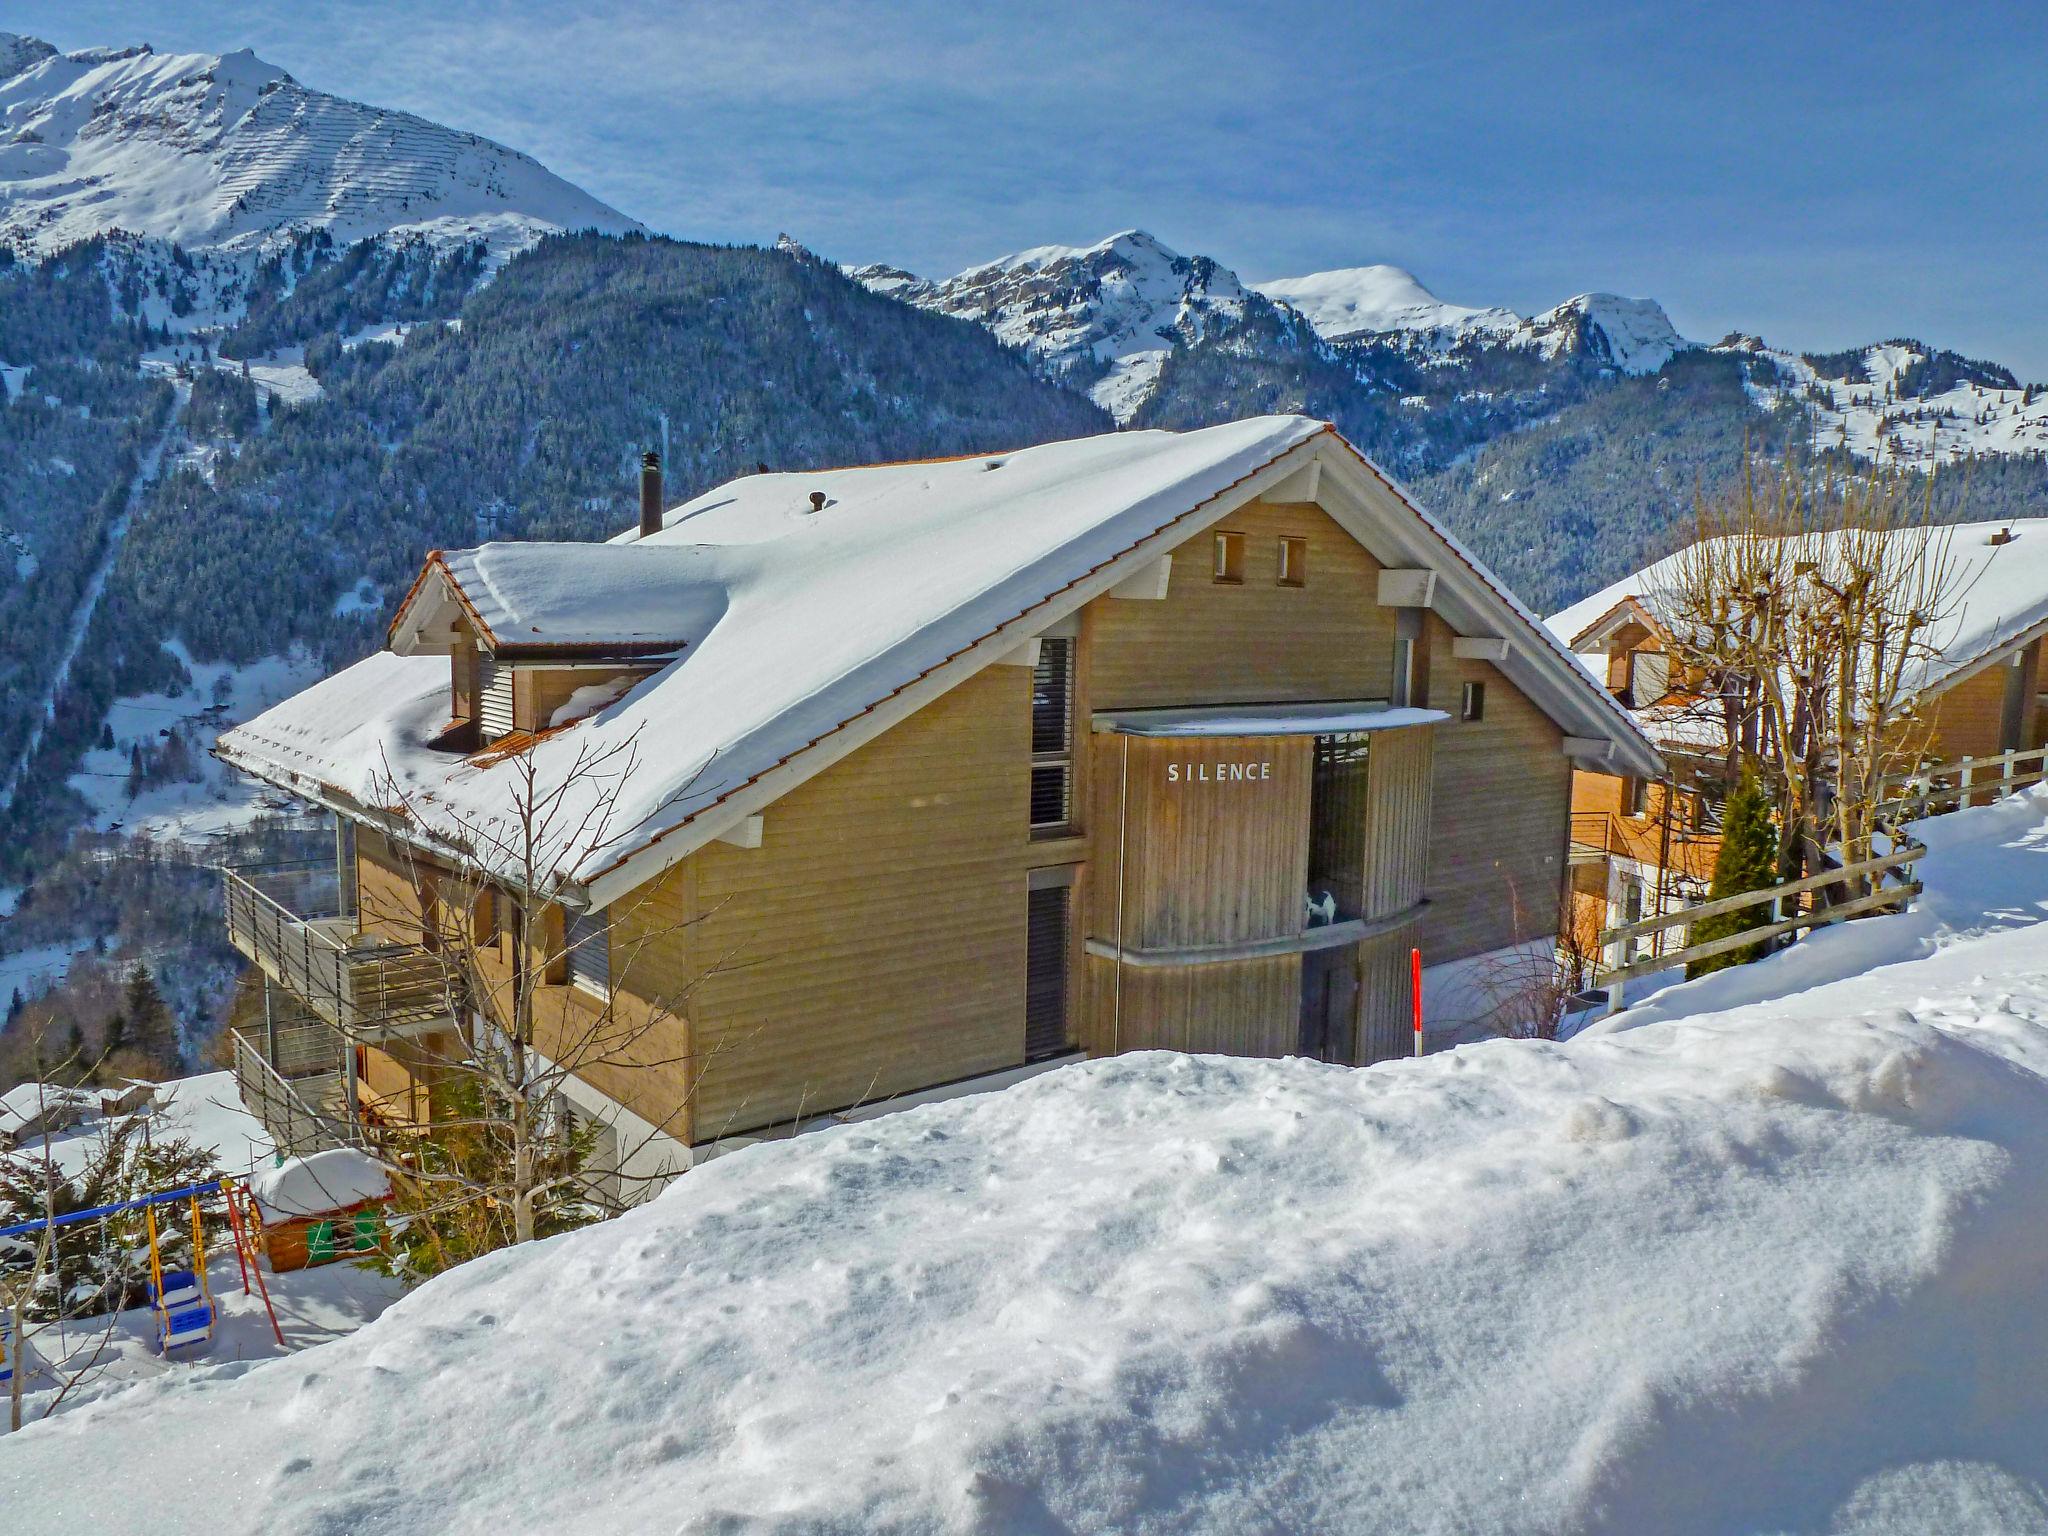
1121;736;1312;950
1361;724;1435;920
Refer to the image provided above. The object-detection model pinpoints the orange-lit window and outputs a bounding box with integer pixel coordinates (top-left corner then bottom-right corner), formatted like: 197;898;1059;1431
1212;531;1245;584
1276;536;1307;587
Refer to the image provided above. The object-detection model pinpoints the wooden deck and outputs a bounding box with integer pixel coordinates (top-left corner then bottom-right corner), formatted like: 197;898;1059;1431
223;861;455;1040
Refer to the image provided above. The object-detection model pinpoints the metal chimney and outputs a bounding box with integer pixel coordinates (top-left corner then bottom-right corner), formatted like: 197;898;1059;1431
639;450;663;539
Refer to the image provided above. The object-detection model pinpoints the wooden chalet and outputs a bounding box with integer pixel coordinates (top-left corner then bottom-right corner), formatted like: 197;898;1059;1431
216;415;1656;1188
1549;520;2048;961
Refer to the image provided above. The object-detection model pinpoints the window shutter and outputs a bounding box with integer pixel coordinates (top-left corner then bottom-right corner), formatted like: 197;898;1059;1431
1030;637;1075;831
565;908;610;995
478;656;515;742
1024;883;1072;1059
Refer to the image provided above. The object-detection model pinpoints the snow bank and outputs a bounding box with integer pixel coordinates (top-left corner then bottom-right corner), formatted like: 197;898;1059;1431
12;828;2048;1529
251;1147;389;1220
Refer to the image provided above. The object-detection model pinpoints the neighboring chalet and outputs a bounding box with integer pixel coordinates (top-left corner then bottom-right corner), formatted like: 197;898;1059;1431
1549;518;2048;959
217;415;1656;1188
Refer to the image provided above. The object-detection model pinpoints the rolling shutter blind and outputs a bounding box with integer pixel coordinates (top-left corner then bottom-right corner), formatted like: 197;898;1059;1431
479;656;515;742
1030;636;1075;831
565;908;610;995
1024;883;1072;1059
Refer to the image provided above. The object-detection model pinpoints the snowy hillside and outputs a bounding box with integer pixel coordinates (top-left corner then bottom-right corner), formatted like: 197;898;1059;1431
1727;336;2048;468
12;789;2048;1532
0;34;640;260
848;229;1256;420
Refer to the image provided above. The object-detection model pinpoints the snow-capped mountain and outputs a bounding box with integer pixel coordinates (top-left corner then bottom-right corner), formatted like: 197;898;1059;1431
853;233;1695;421
1254;264;1522;348
0;34;640;260
848;230;1255;420
1257;265;1689;375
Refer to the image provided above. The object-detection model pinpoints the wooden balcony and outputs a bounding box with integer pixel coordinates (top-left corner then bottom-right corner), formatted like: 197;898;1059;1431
222;861;456;1041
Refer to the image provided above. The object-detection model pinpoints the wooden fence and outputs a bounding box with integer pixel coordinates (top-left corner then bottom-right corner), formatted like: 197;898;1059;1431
1590;743;2047;1010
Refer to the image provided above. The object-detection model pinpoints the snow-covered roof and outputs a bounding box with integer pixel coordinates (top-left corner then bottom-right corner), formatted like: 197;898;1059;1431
220;416;1657;905
0;1082;97;1138
251;1146;390;1220
391;545;728;654
1548;520;2048;705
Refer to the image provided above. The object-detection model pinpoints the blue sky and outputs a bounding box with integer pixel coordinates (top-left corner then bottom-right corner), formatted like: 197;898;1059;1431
15;0;2048;378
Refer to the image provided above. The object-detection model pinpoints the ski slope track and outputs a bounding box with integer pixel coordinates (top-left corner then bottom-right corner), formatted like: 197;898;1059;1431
0;34;641;260
9;790;2048;1532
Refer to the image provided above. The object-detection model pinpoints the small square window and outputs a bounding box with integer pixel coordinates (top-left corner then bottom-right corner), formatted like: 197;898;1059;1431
1212;531;1245;584
1460;680;1485;721
1276;536;1307;587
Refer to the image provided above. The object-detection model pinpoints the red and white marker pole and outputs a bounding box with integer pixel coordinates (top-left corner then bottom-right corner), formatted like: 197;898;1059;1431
1411;946;1424;1057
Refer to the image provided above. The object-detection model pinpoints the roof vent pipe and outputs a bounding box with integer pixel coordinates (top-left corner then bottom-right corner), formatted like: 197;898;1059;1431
809;491;828;512
639;451;663;539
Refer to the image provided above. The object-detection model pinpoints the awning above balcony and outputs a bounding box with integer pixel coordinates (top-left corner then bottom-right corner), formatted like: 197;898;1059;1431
1091;701;1448;738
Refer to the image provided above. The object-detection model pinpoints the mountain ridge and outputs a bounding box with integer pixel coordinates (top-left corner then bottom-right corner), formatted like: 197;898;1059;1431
0;33;640;262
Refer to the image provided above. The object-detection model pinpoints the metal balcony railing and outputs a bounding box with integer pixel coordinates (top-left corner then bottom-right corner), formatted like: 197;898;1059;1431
230;1027;360;1157
222;860;455;1040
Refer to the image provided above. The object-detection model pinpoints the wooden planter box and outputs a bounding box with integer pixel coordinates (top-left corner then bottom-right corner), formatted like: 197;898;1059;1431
260;1197;387;1272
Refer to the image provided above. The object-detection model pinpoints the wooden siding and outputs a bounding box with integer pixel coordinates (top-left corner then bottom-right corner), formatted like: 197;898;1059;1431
677;665;1050;1139
1083;953;1300;1057
1087;500;1396;709
1925;648;2044;760
1420;613;1571;962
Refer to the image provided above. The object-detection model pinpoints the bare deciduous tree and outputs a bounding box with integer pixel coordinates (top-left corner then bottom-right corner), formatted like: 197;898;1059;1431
1646;452;1965;884
340;731;721;1274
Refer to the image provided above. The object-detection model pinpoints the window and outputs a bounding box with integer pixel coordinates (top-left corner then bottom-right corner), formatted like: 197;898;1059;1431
1624;777;1651;818
1212;530;1245;584
1392;608;1428;708
1460;680;1486;722
1025;872;1076;1060
1627;650;1670;704
565;907;611;996
1030;636;1076;833
1276;536;1307;588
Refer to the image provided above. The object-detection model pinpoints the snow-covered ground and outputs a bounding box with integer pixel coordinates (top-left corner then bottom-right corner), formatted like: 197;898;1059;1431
141;342;323;406
9;792;2048;1529
3;1070;277;1183
67;640;326;841
2;1072;407;1419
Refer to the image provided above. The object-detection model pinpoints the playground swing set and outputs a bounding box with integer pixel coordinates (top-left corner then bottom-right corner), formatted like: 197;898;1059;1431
1;1177;283;1387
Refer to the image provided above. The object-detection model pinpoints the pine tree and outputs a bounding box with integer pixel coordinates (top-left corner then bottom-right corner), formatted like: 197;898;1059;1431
1688;765;1781;978
60;1021;89;1085
120;964;178;1071
100;1008;129;1065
